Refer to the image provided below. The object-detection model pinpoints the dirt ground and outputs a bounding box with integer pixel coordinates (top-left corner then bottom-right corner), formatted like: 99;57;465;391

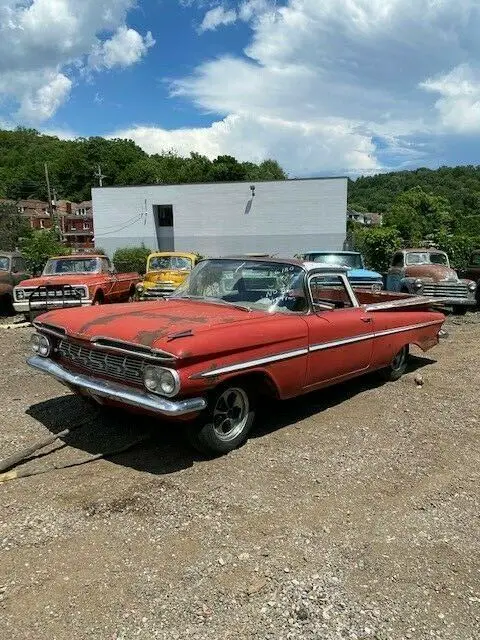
0;313;479;640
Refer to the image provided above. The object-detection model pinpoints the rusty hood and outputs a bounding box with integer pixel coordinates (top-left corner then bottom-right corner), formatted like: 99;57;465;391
18;274;109;288
35;299;307;360
404;264;459;282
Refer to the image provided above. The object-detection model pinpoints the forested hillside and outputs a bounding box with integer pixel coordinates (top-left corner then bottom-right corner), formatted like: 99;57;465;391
0;128;286;203
348;166;480;218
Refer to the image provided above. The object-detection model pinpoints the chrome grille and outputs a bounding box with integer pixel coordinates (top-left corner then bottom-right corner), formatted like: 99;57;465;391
58;339;144;384
421;282;469;299
21;286;86;300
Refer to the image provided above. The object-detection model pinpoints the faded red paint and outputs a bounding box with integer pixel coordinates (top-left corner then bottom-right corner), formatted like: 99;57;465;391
35;294;445;407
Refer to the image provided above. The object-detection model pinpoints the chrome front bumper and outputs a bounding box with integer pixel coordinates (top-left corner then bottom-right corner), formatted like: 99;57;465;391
27;356;207;417
14;299;91;313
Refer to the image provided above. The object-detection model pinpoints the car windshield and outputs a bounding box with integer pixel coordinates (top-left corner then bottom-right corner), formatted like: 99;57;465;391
43;258;100;275
0;256;9;271
171;259;308;313
148;255;193;271
406;252;449;266
307;253;363;269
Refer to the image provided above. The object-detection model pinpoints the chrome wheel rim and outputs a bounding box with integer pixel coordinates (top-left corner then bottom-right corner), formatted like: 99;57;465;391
392;347;407;371
212;387;249;442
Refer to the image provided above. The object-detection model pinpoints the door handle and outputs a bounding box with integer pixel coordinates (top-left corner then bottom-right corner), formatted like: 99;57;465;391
361;316;372;323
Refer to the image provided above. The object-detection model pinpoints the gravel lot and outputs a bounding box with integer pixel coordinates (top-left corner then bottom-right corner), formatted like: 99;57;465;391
0;312;479;640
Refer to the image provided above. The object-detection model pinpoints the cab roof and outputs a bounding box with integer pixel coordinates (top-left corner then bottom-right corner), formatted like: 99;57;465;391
49;254;107;260
148;251;198;259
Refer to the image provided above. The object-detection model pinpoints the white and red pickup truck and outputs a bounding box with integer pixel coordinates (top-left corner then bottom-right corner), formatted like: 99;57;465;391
13;254;140;321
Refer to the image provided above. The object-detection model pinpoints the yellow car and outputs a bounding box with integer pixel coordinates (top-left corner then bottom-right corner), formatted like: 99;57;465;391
136;251;201;299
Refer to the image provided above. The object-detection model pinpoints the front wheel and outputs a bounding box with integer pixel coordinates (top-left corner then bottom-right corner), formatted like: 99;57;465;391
380;345;409;382
186;384;256;456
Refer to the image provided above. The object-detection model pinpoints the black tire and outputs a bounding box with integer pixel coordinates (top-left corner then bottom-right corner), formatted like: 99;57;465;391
453;305;467;316
128;287;136;303
380;345;409;382
92;293;104;306
185;383;256;456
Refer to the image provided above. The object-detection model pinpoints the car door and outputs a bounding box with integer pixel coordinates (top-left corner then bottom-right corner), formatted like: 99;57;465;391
386;252;405;291
305;273;374;389
101;258;125;301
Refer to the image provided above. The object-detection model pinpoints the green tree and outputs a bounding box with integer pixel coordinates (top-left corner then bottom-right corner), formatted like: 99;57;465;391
0;201;31;250
353;226;402;272
384;186;453;245
20;229;71;275
112;246;151;275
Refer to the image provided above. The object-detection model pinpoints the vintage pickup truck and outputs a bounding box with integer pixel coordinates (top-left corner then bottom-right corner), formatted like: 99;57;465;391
0;251;30;313
136;251;200;300
13;254;140;321
28;256;446;456
385;248;477;314
458;250;480;305
295;250;384;291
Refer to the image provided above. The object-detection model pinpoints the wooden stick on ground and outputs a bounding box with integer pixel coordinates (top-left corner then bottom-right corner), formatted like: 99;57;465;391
0;415;96;474
0;434;151;483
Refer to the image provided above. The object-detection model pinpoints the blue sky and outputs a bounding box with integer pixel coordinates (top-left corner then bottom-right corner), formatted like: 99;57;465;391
1;1;480;177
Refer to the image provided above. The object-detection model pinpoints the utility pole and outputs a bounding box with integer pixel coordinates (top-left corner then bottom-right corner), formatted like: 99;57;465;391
94;165;106;187
44;162;53;216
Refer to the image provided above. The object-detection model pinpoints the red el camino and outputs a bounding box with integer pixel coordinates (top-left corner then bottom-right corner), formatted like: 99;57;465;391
28;257;446;456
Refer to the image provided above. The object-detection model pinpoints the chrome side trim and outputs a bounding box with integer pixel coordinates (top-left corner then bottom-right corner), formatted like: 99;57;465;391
27;356;206;417
193;347;309;379
362;296;451;312
194;320;443;378
309;320;443;352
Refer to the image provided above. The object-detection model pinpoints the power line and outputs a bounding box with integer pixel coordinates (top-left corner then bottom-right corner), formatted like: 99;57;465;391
94;214;144;237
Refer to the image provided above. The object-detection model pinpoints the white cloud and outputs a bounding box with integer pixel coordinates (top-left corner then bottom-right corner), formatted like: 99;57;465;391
89;28;155;70
0;0;155;123
112;112;378;175
198;6;238;32
156;0;480;174
421;64;480;134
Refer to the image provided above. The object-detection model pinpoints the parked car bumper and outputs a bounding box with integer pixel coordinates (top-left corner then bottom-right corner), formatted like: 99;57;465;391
424;297;476;307
13;299;92;313
27;356;207;417
139;286;178;299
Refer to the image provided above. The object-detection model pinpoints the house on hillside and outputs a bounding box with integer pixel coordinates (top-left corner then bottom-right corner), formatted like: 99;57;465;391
347;209;383;226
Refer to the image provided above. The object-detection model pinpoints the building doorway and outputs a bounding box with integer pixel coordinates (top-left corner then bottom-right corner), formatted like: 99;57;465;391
153;204;174;251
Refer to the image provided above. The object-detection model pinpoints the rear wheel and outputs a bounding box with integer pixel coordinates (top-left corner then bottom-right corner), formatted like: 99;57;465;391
92;293;104;306
128;287;136;303
186;384;256;456
380;345;409;381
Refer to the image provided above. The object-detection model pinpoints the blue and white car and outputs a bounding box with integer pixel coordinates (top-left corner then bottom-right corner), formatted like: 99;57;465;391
295;251;384;291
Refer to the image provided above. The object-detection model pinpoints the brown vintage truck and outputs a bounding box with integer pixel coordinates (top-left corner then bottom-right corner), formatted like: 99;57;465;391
0;251;30;313
458;251;480;305
385;248;477;314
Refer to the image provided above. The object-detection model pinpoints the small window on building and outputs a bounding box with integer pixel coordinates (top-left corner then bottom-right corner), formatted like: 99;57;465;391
83;222;89;230
154;204;173;227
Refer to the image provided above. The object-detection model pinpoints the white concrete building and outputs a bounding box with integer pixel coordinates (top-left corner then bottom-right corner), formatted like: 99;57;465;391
92;177;347;257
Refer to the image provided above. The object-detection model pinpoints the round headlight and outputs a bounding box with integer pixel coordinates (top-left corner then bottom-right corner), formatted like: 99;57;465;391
136;283;144;293
414;279;423;289
468;281;476;291
31;333;52;357
16;289;25;300
371;282;383;292
75;286;86;297
144;365;180;397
